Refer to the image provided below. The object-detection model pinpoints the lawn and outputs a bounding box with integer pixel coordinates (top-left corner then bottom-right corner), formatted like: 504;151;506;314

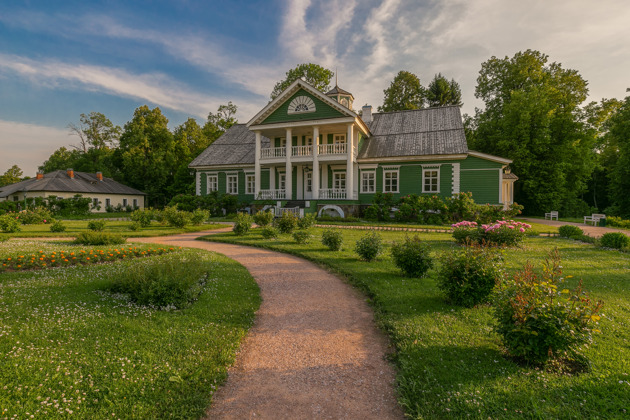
4;220;227;238
203;227;630;419
0;240;260;419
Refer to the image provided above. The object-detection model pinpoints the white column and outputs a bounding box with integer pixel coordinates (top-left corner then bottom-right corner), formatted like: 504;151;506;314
312;126;319;199
270;166;276;192
346;123;354;200
255;131;261;199
296;164;303;200
285;128;292;200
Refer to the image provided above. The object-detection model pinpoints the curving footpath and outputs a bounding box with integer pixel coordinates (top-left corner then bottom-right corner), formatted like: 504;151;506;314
133;228;403;419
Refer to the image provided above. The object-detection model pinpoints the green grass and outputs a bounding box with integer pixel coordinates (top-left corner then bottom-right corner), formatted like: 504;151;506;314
202;228;630;419
0;241;260;419
5;221;227;238
59;212;132;220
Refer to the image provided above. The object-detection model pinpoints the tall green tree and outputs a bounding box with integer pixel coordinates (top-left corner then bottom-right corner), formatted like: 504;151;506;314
271;64;334;99
581;98;623;211
115;106;176;207
426;73;463;107
471;50;594;215
68;112;121;152
0;165;24;187
379;70;425;112
604;94;630;218
202;102;238;142
39;147;82;173
169;118;209;197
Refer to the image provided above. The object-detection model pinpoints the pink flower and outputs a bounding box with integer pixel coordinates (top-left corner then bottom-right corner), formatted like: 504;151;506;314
520;227;525;232
509;225;514;229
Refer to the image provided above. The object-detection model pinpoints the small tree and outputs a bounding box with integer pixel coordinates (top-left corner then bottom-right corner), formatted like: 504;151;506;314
355;231;383;261
390;236;433;277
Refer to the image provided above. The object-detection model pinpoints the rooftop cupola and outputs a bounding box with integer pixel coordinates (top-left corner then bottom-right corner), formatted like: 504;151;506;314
325;74;354;110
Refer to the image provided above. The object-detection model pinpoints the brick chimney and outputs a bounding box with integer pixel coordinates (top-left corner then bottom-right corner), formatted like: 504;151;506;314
362;105;372;123
67;168;74;179
96;172;103;181
36;171;44;180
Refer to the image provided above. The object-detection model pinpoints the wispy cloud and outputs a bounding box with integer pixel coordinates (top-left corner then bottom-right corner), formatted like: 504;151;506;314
0;53;264;119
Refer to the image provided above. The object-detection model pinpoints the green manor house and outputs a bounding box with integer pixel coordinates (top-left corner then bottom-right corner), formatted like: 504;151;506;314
190;79;517;218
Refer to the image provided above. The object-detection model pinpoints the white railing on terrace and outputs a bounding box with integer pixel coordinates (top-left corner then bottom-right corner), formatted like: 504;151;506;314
257;189;286;200
319;188;347;199
292;145;313;157
318;143;346;155
260;147;286;159
276;207;302;217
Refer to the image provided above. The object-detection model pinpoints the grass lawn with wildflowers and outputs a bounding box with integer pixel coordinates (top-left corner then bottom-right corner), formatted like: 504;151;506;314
203;227;630;419
0;240;260;419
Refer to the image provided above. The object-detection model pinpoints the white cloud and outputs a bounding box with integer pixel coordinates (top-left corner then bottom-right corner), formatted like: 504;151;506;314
0;53;265;119
0;120;70;176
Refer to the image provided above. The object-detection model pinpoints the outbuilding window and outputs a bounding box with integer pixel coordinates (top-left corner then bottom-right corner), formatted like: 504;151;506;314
422;169;440;193
227;174;238;195
207;174;218;192
383;170;399;193
246;174;255;195
361;171;375;193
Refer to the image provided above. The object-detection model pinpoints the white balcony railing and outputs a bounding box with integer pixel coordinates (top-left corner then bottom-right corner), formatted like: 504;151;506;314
318;143;346;155
260;147;286;159
257;189;286;200
292;145;313;157
319;188;347;199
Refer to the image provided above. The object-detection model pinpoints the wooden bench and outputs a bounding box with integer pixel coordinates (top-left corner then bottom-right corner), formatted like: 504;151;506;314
545;211;558;220
584;213;606;226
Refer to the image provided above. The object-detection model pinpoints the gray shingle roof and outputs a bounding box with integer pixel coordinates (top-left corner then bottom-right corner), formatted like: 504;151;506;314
0;170;146;198
190;106;470;167
189;124;268;167
358;106;468;159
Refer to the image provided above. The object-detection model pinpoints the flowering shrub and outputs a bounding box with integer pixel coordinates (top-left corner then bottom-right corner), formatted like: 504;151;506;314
437;245;503;307
260;226;279;239
558;225;584;239
107;253;208;309
493;249;603;368
0;214;21;233
49;220;67;233
599;232;629;250
232;212;253;236
131;209;153;227
1;246;176;272
452;219;531;246
275;211;298;234
390;236;433;277
321;229;343;251
297;213;317;230
355;231;383;261
18;207;53;225
87;219;106;231
253;210;274;227
292;230;313;244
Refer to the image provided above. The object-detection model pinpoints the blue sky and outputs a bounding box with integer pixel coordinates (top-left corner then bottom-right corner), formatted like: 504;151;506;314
1;0;629;176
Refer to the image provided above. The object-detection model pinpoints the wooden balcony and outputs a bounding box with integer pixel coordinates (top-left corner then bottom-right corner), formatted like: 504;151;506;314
318;188;347;199
260;147;286;159
318;143;346;155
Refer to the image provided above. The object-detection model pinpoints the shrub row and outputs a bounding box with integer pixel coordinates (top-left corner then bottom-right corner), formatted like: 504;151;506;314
452;220;531;246
558;225;629;250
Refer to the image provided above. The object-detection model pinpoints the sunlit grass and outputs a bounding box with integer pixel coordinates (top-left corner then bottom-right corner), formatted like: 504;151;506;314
0;243;260;418
203;228;629;419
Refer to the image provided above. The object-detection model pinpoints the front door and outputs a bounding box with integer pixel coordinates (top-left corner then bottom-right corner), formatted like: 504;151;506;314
304;171;313;200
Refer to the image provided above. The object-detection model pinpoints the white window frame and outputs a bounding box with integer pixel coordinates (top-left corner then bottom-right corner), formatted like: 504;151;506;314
305;171;312;192
227;174;238;195
278;173;286;191
383;169;399;193
333;172;346;190
279;137;287;148
305;136;313;146
333;134;346;145
207;174;218;193
422;168;440;193
361;171;376;193
245;174;255;195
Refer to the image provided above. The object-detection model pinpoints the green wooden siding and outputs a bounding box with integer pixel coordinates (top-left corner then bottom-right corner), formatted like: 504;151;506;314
261;90;345;125
197;169;255;202
460;169;501;204
461;155;504;170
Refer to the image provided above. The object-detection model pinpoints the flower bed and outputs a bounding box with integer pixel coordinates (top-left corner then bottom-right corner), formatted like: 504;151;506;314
0;246;178;272
452;219;531;246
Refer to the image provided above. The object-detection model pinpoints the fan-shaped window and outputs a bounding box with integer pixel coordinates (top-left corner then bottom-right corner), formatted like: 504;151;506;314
287;96;316;114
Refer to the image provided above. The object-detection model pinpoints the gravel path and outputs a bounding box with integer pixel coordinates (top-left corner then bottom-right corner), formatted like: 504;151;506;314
133;229;403;419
